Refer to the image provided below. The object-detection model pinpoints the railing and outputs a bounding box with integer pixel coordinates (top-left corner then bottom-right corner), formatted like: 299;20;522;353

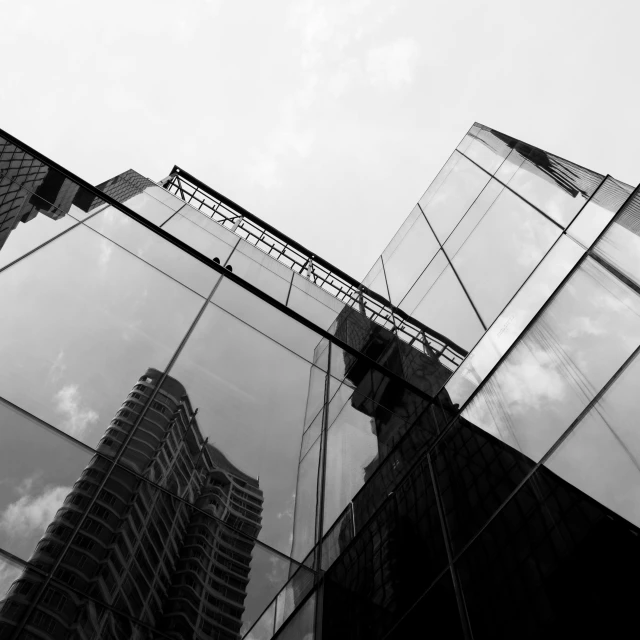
162;167;468;370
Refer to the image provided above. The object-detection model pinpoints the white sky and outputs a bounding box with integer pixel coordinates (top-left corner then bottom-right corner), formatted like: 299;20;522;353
1;0;638;280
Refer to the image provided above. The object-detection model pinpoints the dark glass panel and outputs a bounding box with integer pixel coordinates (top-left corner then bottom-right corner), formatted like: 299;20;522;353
457;467;640;639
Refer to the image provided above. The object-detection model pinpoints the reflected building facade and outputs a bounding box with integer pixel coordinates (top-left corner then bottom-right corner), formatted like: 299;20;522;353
1;121;640;640
0;369;263;640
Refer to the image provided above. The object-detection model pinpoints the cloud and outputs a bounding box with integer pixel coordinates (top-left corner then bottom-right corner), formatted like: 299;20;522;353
54;384;99;438
48;349;66;382
0;560;22;595
366;38;421;89
98;239;114;269
0;485;71;539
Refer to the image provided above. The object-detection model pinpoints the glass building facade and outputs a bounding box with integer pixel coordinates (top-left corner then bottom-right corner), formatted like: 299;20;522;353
0;122;639;639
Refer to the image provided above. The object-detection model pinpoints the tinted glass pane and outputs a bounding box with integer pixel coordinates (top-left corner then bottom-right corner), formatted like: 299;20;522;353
85;206;217;297
433;416;534;555
452;188;561;325
0;224;203;449
0;400;96;562
142;185;185;211
410;262;485;351
419;151;491;243
122;191;176;226
288;274;345;332
167;301;313;557
461;257;640;462
443;178;503;259
505;152;603;227
291;439;320;563
447;235;584;406
227;240;293;304
457;467;640;639
546;348;640;528
460;128;512;174
592;189;640;287
398;250;448;316
362;257;389;300
567;176;633;249
382;209;440;306
162;209;237;263
211;277;328;368
323;399;379;534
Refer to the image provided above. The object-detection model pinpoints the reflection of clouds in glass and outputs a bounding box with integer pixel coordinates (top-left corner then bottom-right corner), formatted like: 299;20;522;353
0;484;70;539
0;559;21;597
54;384;99;438
98;237;113;269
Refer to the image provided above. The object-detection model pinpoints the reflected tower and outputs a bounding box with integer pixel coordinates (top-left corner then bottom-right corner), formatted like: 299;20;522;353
0;369;263;640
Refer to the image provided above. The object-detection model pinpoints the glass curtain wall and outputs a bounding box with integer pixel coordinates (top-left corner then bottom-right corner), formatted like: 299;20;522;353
1;123;640;640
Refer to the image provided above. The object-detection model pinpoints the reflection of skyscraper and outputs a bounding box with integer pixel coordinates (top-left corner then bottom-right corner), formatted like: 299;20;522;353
318;309;640;639
0;369;262;640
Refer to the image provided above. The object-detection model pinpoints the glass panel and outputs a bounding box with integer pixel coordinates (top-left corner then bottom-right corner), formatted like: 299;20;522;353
451;187;561;325
167;301;314;557
567;176;633;249
323;400;379;534
274;591;315;640
433;415;534;555
592;189;640;287
361;256;389;300
300;414;322;461
244;599;275;640
303;366;326;432
273;566;315;634
456;467;640;638
85;206;218;297
446;235;584;406
8;456;314;640
0;224;204;448
418;151;491;243
443;178;503;259
288;274;345;332
504;150;603;227
291;439;320;563
0;400;96;562
382;209;440;306
175;202;240;244
386;569;465;640
162;209;237;263
411;263;485;351
142;184;185;211
122;191;176;226
460;127;512;174
226;240;293;304
398;250;448;315
323;462;447;639
0;559;177;640
321;506;353;571
211;278;329;369
494;146;525;184
461;257;640;462
546;348;640;528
